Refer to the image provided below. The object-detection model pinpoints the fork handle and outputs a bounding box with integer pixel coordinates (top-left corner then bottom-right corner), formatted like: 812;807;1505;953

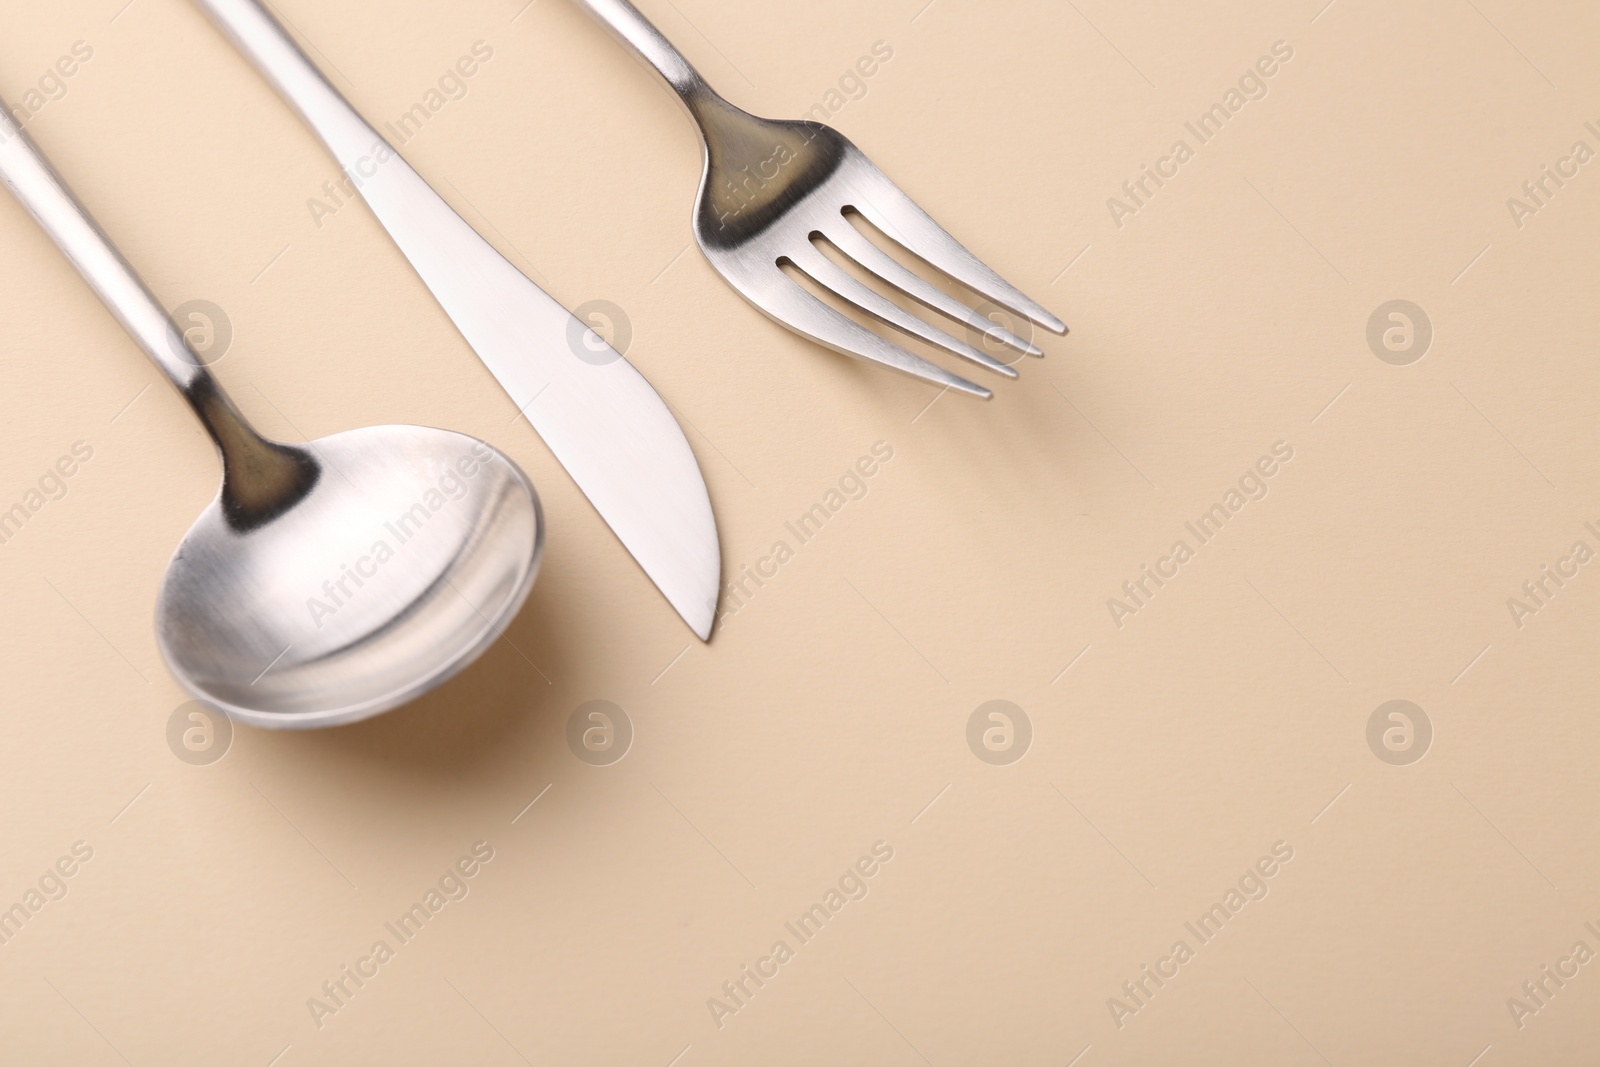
571;0;720;117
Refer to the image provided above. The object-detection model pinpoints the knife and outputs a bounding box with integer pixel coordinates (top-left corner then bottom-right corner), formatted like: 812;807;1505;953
195;0;721;640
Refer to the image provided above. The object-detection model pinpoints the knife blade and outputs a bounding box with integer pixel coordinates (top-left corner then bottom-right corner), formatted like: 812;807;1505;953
196;0;721;639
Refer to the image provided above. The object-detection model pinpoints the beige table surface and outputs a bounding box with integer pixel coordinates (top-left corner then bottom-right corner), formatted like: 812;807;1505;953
2;0;1599;1063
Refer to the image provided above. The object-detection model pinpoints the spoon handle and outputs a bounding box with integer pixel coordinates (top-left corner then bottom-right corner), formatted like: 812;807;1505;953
0;106;205;394
0;99;317;525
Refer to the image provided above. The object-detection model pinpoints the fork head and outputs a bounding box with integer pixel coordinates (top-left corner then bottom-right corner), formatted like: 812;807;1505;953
686;98;1067;399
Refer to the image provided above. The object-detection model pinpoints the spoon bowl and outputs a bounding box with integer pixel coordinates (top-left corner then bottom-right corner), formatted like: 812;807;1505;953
0;98;544;729
156;425;541;729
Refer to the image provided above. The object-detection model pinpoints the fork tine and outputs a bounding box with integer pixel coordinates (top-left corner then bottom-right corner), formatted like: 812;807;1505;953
820;222;1044;357
847;167;1067;334
786;246;1018;379
759;270;992;399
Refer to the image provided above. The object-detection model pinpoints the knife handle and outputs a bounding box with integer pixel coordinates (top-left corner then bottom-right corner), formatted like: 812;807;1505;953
194;0;517;309
197;0;592;384
194;0;389;187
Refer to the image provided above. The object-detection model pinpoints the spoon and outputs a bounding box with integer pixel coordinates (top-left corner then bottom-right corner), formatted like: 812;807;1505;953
0;103;542;729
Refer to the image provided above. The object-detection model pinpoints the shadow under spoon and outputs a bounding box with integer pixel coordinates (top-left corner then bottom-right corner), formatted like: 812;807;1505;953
0;102;543;729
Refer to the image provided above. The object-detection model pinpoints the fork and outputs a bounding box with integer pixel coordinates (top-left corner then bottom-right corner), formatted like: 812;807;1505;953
572;0;1067;399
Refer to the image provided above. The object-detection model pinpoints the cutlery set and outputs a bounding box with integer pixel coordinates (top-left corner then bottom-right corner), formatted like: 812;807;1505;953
2;0;1065;727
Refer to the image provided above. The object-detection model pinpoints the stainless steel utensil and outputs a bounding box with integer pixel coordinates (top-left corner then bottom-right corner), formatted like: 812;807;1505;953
196;0;722;639
573;0;1068;399
0;102;543;730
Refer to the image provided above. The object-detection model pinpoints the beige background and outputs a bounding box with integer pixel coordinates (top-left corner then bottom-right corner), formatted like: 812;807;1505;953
1;0;1598;1063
